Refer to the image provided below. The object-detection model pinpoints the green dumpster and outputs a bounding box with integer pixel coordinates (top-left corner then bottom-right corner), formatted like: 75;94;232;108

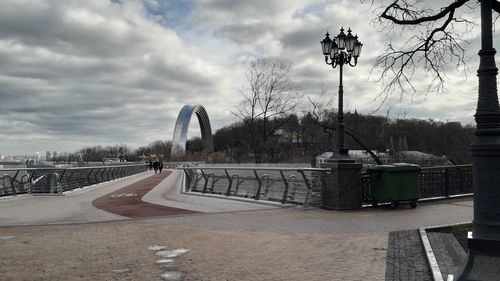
367;163;421;208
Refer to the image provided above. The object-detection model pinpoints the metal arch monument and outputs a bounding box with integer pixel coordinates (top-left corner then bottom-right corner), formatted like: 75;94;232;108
171;105;214;155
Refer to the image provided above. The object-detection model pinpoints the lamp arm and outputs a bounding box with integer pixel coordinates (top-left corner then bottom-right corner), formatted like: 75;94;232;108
325;54;339;68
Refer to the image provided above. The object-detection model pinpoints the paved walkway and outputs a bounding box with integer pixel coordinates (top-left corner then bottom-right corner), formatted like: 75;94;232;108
92;171;199;218
0;170;474;280
0;170;277;226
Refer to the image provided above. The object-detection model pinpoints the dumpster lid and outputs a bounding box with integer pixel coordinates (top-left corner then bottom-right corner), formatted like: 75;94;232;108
367;163;421;171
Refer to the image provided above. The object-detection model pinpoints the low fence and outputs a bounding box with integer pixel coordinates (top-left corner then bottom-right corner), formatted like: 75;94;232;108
179;166;329;207
361;164;473;204
0;164;148;197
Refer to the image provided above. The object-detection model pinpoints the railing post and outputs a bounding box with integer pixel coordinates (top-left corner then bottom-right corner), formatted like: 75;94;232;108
280;171;289;204
254;170;262;200
209;175;221;193
67;170;75;190
99;168;106;183
224;169;233;196
299;170;312;208
94;168;100;184
58;169;67;191
289;175;297;201
201;170;209;193
87;169;93;186
184;169;192;192
11;171;19;195
27;170;35;193
444;168;450;197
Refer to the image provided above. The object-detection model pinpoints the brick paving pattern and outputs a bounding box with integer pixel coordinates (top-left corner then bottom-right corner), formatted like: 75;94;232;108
0;171;474;281
0;213;388;281
385;230;432;281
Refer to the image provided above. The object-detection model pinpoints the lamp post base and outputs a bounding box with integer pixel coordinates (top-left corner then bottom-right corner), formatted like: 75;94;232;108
322;149;355;164
320;161;362;210
452;232;500;280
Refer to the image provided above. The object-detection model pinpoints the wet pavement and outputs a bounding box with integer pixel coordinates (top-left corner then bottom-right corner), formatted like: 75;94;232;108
0;170;474;280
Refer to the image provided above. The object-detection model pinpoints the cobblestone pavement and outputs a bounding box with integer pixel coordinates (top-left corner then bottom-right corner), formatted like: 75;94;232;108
0;199;473;281
386;230;432;281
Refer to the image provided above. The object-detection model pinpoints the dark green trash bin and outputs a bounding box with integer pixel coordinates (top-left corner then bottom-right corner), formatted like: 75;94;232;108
367;163;421;208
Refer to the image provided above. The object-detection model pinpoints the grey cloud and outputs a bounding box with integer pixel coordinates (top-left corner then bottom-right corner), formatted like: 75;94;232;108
0;0;490;155
214;22;272;44
282;27;322;50
0;0;228;155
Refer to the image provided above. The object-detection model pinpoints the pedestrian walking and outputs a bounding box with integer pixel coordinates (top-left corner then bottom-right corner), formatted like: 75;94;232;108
159;160;164;174
148;160;153;171
152;160;159;174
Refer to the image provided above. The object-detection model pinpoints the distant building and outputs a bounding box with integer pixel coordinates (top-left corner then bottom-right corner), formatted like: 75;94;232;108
391;150;449;167
316;150;450;168
52;151;58;160
316;150;388;167
46;151;51;161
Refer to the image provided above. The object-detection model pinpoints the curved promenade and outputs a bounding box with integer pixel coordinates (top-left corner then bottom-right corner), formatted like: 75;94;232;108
92;171;199;218
0;169;473;280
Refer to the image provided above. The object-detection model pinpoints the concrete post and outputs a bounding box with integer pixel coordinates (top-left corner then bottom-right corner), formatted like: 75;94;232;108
320;162;362;210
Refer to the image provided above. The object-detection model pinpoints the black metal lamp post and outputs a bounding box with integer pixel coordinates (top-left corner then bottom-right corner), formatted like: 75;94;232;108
455;0;500;279
321;27;363;162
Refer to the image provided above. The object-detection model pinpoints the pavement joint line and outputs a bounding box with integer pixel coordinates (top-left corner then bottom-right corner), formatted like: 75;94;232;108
0;203;305;229
419;227;445;281
446;202;473;208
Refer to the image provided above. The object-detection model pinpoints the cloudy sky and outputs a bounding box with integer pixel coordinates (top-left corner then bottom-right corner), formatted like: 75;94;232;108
0;0;492;155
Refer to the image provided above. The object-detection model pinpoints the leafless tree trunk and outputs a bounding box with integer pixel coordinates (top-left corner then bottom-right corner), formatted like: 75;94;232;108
233;58;299;163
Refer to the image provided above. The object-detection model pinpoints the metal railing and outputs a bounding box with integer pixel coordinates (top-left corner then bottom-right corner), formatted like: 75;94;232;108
179;166;329;207
0;164;148;197
361;164;473;204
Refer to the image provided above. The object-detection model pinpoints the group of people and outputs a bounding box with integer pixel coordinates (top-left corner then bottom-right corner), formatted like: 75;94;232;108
147;159;164;174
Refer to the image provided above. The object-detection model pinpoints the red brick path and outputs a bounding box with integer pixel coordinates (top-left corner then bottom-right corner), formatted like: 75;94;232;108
92;171;199;218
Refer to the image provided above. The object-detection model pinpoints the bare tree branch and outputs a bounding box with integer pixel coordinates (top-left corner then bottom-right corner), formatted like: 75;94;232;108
370;0;477;105
380;0;469;25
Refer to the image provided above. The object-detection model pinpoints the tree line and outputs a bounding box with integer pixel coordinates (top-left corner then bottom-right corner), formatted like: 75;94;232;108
212;111;474;165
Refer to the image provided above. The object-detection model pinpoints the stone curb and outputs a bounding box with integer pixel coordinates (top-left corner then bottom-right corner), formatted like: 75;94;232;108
419;221;471;281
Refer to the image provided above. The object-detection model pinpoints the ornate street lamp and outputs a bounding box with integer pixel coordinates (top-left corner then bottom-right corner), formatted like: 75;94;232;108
455;0;500;279
320;27;363;162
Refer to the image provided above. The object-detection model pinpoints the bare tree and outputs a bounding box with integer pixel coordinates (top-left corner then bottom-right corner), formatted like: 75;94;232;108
308;89;383;165
369;0;484;102
233;58;299;163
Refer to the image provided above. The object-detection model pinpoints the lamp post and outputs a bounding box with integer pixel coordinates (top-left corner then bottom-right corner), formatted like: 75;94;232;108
455;0;500;279
321;27;363;163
